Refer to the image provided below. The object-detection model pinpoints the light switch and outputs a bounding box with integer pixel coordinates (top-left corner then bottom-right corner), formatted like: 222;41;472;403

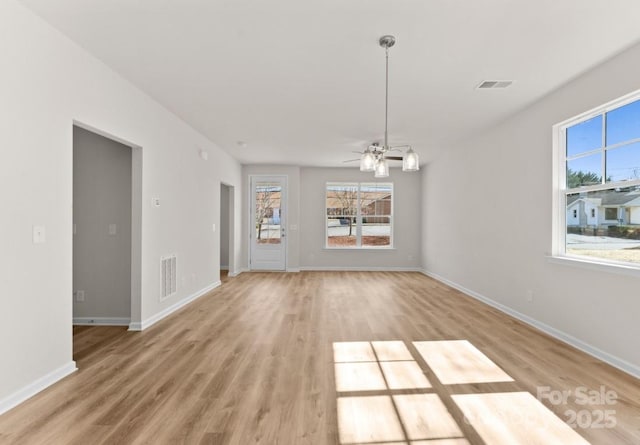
290;224;298;231
212;223;216;232
73;223;77;235
108;224;117;235
33;225;46;244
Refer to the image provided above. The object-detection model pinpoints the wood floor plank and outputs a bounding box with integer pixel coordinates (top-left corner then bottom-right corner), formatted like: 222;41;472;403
0;271;638;444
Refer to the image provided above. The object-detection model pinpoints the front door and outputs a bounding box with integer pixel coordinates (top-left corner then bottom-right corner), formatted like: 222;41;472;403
250;176;286;270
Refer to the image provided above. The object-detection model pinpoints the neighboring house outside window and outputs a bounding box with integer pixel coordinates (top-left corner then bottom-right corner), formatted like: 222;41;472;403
554;91;640;266
326;182;393;248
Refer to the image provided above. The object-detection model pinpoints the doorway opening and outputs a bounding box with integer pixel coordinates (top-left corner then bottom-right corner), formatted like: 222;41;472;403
220;183;235;280
72;122;142;342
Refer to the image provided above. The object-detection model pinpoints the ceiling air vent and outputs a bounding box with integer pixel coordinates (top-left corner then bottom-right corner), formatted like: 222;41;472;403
477;80;513;89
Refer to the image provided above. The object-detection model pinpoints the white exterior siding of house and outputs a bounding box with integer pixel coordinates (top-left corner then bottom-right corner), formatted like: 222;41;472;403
631;207;640;224
566;202;580;226
586;200;598;226
566;199;599;226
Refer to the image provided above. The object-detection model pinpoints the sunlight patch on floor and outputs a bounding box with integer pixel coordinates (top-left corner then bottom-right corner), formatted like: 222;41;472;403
334;362;387;392
413;340;514;385
452;392;591;445
371;340;414;361
411;440;471;445
333;340;590;445
380;361;432;390
393;394;464;441
337;396;405;444
333;341;377;363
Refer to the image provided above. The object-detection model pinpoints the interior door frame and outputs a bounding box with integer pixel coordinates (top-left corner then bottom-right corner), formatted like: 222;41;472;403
220;182;235;276
248;174;287;271
72;120;143;331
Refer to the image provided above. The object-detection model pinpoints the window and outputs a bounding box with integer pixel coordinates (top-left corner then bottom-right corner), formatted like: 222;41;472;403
555;91;640;266
326;182;393;248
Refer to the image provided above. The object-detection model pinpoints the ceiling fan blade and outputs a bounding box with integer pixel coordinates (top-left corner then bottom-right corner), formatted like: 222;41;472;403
342;158;360;163
383;156;403;161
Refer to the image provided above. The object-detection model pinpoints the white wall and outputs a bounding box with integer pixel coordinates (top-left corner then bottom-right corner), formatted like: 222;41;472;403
422;41;640;374
300;167;422;270
73;126;132;321
0;0;242;410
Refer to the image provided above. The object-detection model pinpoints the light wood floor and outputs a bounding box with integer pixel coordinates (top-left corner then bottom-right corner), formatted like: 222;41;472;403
0;272;638;444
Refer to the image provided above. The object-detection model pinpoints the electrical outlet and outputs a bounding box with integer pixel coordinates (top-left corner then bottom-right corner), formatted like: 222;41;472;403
212;223;216;232
76;290;85;302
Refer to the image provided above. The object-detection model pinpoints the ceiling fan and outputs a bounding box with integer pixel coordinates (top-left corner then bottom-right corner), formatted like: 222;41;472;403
343;35;419;177
343;142;404;162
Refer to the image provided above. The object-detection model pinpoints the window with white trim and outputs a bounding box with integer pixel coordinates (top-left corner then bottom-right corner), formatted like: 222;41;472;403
326;182;393;248
555;91;640;266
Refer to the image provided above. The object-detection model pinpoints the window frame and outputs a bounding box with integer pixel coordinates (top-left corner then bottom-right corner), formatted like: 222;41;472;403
553;89;640;269
604;207;618;221
325;182;394;249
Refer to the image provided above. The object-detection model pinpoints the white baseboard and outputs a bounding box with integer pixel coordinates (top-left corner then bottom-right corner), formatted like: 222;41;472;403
128;281;221;331
421;269;640;379
228;268;247;277
287;268;301;273
220;265;229;270
299;266;423;272
73;317;130;326
0;361;77;416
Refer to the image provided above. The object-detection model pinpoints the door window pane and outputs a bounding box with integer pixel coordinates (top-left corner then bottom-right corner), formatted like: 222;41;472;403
255;182;281;244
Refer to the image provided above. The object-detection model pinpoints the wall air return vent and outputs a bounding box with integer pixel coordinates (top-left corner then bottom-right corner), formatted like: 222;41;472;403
160;254;177;300
477;80;513;89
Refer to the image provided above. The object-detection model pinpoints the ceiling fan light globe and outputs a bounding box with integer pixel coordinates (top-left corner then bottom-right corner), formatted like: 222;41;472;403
374;158;389;178
402;148;420;172
360;151;376;171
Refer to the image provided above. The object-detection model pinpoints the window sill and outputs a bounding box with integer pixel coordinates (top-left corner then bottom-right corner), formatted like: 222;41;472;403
546;255;640;278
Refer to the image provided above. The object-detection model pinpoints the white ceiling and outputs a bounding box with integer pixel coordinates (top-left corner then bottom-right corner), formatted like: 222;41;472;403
19;0;640;166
